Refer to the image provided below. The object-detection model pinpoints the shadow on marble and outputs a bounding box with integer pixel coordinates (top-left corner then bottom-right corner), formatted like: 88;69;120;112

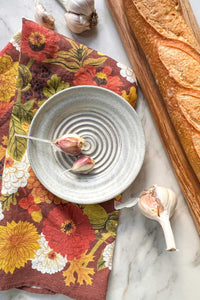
0;289;72;300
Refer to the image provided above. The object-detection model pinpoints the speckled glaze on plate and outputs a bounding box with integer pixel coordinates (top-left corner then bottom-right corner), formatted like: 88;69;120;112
27;85;145;204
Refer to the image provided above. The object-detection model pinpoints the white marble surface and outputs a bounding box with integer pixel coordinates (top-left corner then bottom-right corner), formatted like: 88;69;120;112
0;1;200;299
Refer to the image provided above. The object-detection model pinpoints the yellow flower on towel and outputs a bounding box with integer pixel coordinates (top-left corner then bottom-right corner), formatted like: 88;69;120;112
0;220;40;274
121;86;137;107
63;252;94;286
0;54;18;102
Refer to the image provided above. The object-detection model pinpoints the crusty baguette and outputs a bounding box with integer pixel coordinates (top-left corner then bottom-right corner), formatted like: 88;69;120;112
124;0;200;182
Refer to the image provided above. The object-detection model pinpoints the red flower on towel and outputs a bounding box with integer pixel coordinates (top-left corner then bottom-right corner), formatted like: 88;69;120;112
42;204;95;260
19;194;40;214
73;65;123;94
21;20;60;62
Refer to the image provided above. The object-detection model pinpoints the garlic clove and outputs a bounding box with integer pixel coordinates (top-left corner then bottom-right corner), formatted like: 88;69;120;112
57;0;98;33
64;12;90;33
138;185;177;251
71;155;95;173
54;133;86;155
34;0;55;30
15;133;86;155
138;193;164;220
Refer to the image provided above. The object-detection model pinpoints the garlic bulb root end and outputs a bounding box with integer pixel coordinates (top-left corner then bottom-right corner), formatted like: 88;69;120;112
89;11;98;28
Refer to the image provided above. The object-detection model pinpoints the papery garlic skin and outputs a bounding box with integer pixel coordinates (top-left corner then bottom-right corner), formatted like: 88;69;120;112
54;133;85;155
138;185;177;252
58;0;98;33
71;155;95;174
64;0;95;16
64;13;90;34
34;0;55;30
155;185;177;218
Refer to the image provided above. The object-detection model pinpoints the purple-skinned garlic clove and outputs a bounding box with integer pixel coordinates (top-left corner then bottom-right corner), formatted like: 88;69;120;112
54;134;85;155
71;155;95;174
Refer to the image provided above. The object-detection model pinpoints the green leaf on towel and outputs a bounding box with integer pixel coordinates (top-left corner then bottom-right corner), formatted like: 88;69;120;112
83;57;107;67
7;114;27;161
43;74;69;98
83;204;108;229
97;252;106;271
0;193;17;211
12;100;35;124
44;58;80;72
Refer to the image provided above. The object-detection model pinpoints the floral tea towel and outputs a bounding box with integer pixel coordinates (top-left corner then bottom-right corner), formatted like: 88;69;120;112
0;18;137;300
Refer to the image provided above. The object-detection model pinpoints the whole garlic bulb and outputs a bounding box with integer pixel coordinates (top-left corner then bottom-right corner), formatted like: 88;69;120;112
138;185;177;251
57;0;98;33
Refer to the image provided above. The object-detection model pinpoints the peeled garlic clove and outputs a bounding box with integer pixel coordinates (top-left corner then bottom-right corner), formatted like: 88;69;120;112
54;133;85;155
138;185;177;251
71;155;95;173
34;0;55;30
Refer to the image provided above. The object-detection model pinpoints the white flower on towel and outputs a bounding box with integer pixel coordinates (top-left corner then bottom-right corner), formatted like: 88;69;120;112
32;234;67;274
1;151;30;195
103;241;115;270
117;62;137;83
0;203;4;221
10;32;21;52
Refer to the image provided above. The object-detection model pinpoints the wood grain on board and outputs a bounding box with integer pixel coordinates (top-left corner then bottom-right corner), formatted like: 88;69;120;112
106;0;200;233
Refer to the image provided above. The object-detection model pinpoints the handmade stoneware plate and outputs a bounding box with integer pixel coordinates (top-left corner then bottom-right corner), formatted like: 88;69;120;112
28;85;145;204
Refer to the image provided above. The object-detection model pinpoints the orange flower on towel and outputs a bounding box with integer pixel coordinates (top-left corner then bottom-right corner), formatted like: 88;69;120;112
0;221;40;274
42;204;95;260
0;101;14;118
27;167;54;204
5;157;14;168
73;65;123;94
19;194;42;223
21;21;60;62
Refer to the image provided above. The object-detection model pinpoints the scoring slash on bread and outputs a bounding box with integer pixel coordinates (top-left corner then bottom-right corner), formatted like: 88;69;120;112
124;0;200;182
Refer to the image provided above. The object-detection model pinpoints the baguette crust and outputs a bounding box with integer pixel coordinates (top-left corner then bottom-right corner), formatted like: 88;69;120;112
124;0;200;181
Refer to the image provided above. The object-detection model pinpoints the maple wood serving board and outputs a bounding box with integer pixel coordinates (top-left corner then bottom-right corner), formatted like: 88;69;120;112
106;0;200;234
